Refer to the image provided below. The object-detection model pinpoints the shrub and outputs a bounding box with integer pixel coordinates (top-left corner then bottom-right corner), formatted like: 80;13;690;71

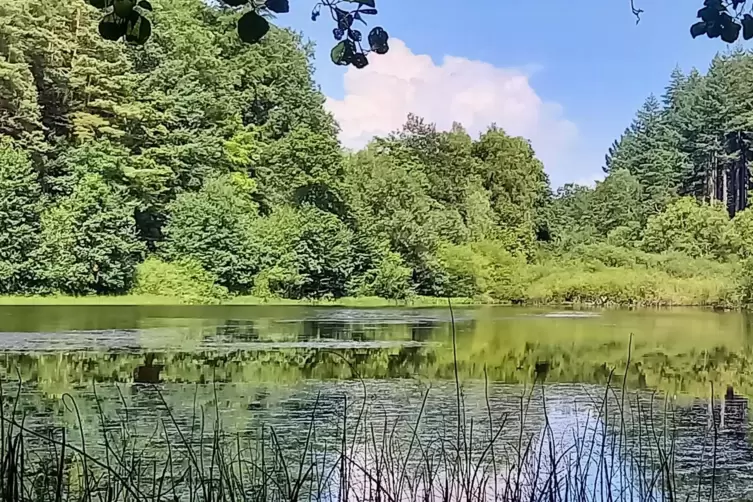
733;208;753;258
435;243;489;298
642;197;738;260
163;175;260;292
251;205;354;299
434;241;528;300
132;258;228;304
38;173;144;295
355;251;414;300
0;140;42;294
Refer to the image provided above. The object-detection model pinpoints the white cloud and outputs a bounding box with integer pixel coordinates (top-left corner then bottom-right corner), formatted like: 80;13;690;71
325;39;579;185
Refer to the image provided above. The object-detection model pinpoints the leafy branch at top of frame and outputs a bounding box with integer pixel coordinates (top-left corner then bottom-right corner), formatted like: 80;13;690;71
85;0;390;69
690;0;753;42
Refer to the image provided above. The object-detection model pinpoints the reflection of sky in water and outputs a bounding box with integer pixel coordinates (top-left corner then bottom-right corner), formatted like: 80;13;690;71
7;380;747;501
0;305;753;500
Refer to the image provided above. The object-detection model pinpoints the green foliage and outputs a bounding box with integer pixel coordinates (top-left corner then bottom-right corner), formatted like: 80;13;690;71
642;197;738;259
0;140;42;293
3;0;753;308
737;257;753;304
84;0;390;70
162;175;259;292
733;208;753;257
251;205;354;299
290;205;355;298
434;241;527;300
353;251;414;300
132;257;228;303
37;174;144;295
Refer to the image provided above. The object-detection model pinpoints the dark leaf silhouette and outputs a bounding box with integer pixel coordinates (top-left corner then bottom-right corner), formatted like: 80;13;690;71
125;13;151;45
368;26;389;53
86;0;391;67
688;0;753;44
707;21;722;38
238;11;269;44
88;0;111;9
721;20;741;42
335;8;354;30
99;13;127;41
690;21;707;38
698;6;720;22
704;0;724;11
348;29;362;42
113;0;136;18
743;14;753;39
265;0;289;14
352;52;369;68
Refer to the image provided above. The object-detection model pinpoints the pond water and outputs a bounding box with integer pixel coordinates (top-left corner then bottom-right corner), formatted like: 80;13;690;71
1;304;753;500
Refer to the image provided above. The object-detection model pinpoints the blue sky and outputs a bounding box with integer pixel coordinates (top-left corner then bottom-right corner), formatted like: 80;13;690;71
279;0;726;188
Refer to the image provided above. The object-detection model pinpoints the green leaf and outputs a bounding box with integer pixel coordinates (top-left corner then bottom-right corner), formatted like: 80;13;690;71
743;14;753;39
331;40;355;66
690;21;707;38
137;0;153;11
238;11;270;44
125;13;152;45
265;0;289;14
99;13;127;41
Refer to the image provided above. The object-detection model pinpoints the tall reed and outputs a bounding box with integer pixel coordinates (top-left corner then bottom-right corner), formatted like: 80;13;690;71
0;317;727;502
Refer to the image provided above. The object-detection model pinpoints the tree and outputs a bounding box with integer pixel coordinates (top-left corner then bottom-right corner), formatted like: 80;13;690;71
250;205;354;299
606;95;685;213
642;197;738;259
38;173;144;294
162;174;260;292
590;169;646;236
352;250;413;300
0;140;43;293
473;126;550;255
733;207;753;257
344;148;443;293
549;183;599;246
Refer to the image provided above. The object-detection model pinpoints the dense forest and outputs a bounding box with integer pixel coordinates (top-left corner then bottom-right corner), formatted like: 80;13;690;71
3;0;753;306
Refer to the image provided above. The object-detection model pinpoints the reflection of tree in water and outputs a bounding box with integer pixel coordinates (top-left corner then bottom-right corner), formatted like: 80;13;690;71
301;319;347;341
214;319;259;341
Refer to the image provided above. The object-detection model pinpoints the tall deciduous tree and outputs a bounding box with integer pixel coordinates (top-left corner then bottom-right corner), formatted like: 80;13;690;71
0;140;43;293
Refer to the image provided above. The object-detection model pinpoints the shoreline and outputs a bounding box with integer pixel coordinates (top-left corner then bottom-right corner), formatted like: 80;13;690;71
0;294;740;309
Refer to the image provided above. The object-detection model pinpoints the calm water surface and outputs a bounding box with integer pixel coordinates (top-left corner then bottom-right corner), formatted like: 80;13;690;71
0;304;752;500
